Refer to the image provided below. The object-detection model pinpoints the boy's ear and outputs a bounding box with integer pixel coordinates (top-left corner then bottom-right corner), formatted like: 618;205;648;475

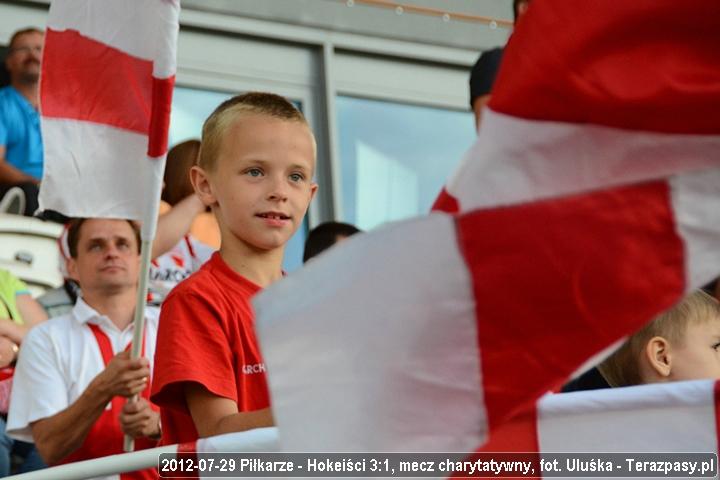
644;336;672;379
190;165;217;207
309;182;318;201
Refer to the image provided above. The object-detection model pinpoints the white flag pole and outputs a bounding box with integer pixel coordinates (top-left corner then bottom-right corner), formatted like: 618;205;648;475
8;428;280;480
124;156;166;452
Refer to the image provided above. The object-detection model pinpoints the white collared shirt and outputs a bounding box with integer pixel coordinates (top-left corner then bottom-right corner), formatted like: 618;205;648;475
7;297;159;443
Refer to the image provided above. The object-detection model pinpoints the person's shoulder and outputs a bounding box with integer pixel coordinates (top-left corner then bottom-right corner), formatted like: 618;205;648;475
166;261;216;297
162;259;256;321
38;312;75;332
161;265;221;314
23;312;73;346
0;86;15;105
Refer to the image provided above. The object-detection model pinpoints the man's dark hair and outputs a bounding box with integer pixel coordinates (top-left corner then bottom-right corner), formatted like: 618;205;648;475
66;218;141;258
8;27;43;49
469;47;503;107
303;221;361;263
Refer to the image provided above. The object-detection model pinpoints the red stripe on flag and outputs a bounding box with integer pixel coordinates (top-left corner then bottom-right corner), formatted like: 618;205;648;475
41;29;154;136
491;0;720;134
432;187;460;213
456;180;685;431
148;76;175;157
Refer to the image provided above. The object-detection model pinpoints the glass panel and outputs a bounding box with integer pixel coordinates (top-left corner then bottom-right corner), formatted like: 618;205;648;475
337;96;476;231
169;86;307;271
169;87;233;147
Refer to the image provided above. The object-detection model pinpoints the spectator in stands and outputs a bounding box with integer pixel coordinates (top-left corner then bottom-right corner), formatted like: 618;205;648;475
37;162;216;313
0;269;47;354
302;221;361;263
7;218;160;478
0;269;47;475
160;139;220;249
151;92;318;444
469;0;529;129
0;28;44;216
598;290;720;387
147;139;216;305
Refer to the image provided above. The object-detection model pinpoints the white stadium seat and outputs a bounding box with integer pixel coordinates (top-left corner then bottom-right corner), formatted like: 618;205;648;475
0;214;63;297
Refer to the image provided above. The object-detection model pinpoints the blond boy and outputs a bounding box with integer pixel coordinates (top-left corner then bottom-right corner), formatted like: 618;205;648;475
151;93;317;444
598;290;720;387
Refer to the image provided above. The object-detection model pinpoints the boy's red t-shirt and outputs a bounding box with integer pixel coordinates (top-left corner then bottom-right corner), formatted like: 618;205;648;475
150;252;271;444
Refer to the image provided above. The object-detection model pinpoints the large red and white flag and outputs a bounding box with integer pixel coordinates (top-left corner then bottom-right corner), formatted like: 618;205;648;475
38;0;179;221
253;0;720;453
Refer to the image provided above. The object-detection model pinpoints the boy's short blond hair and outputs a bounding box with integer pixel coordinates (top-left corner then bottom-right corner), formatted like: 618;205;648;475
198;92;309;172
598;290;720;387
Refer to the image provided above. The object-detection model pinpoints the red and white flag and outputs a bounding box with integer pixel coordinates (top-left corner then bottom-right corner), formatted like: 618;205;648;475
470;380;720;474
38;0;179;221
253;0;720;453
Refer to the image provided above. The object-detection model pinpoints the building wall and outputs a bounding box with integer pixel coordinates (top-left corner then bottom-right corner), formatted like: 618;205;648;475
180;0;512;51
0;0;504;269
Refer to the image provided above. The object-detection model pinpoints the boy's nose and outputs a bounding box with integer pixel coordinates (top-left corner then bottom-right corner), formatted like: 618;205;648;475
267;178;289;201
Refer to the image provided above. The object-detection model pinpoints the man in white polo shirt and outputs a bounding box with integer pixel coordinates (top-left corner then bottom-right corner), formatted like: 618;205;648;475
7;218;160;479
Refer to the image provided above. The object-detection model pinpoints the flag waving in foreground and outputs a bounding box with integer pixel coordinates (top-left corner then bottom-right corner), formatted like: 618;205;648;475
254;0;720;453
38;0;179;221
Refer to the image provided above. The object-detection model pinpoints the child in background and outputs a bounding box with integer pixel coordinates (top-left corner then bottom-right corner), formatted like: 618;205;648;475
159;139;220;249
148;140;217;305
598;290;720;387
151;92;318;443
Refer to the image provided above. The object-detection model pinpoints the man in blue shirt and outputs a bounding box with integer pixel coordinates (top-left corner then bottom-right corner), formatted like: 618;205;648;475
0;28;44;216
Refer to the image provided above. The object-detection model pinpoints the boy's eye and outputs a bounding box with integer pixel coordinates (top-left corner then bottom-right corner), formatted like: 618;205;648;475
289;173;304;182
246;168;263;177
712;342;720;351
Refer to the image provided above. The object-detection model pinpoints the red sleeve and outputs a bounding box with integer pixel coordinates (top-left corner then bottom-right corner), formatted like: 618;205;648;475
150;290;238;413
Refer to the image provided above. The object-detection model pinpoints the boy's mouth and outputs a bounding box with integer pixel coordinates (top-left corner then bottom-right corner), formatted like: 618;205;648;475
257;212;291;220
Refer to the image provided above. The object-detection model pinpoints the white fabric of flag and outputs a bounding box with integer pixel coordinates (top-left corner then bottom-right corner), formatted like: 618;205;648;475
38;0;179;222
